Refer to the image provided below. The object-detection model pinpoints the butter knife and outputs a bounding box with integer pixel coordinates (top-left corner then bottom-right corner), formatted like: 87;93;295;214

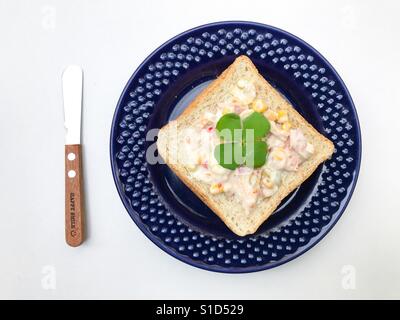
62;65;84;247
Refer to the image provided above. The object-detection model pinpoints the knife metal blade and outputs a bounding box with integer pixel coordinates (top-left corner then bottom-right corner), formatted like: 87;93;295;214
62;65;83;145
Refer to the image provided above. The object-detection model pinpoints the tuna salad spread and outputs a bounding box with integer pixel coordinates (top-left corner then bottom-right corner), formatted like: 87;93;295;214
182;79;314;213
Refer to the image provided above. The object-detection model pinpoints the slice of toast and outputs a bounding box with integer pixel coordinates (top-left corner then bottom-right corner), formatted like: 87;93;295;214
157;56;334;236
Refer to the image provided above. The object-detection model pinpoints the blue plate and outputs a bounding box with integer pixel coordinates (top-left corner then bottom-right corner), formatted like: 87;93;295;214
110;21;361;273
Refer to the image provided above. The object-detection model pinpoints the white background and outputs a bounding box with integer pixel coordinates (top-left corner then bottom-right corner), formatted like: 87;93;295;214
1;0;399;299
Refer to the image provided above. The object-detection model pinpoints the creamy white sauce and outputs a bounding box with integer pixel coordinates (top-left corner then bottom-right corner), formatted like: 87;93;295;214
184;79;314;213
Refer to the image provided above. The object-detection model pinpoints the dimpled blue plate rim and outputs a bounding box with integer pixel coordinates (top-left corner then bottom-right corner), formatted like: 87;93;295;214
110;21;361;273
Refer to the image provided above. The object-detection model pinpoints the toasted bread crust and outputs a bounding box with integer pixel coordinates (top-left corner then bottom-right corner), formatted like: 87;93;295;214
157;56;334;236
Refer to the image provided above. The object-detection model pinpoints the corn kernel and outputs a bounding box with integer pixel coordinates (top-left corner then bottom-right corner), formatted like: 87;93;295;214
251;99;268;113
266;182;274;189
277;109;288;123
210;183;224;194
282;122;292;131
222;106;233;115
273;148;285;161
265;109;277;121
277;110;287;117
263;179;274;189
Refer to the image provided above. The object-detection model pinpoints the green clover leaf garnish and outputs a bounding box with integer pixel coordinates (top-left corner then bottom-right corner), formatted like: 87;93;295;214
214;142;244;170
216;113;241;141
243;140;268;168
214;111;271;170
242;111;271;139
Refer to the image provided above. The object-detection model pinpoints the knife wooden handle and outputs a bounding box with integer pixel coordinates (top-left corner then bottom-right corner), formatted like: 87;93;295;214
65;144;84;247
